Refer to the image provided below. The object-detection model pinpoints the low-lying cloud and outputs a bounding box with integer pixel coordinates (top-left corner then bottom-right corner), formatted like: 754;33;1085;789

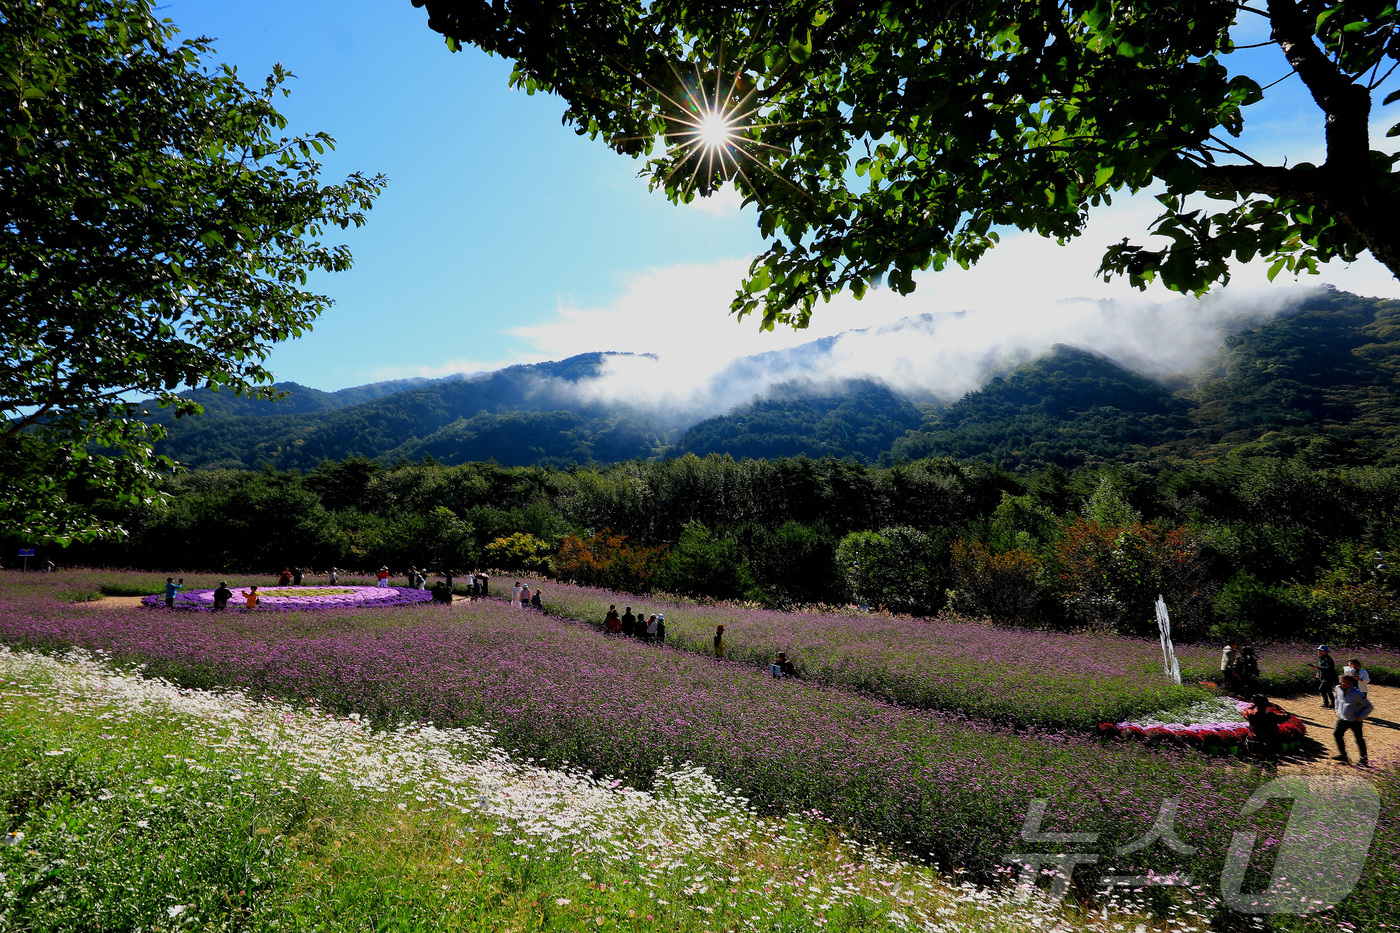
501;189;1399;421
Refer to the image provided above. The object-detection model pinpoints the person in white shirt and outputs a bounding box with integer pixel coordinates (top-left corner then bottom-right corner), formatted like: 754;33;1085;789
1333;675;1374;765
1344;659;1371;694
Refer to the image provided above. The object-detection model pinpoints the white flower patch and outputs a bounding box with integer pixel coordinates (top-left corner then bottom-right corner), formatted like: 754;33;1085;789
1129;696;1247;728
0;646;1213;933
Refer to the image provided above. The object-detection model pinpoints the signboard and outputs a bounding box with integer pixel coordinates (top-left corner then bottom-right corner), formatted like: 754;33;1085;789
17;548;35;557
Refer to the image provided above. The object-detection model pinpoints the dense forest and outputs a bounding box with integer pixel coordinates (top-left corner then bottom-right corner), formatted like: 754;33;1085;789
146;288;1400;472
21;453;1400;648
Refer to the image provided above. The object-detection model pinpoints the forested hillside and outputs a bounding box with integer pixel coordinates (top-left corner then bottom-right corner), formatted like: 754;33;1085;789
31;454;1400;649
149;288;1400;472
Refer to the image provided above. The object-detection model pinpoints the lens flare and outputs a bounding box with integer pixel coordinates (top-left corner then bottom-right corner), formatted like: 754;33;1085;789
696;110;736;151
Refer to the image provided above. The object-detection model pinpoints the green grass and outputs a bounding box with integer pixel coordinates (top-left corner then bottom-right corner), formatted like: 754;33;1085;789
0;646;1207;933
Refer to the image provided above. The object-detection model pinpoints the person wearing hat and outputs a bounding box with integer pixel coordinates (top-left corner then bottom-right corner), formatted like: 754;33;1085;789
1313;645;1338;709
212;581;233;612
376;566;390;588
655;614;666;645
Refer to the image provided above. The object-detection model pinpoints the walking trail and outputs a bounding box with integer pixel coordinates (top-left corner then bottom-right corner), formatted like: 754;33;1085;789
1278;683;1400;774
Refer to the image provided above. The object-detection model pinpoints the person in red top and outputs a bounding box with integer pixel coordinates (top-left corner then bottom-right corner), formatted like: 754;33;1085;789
376;566;390;588
277;568;292;586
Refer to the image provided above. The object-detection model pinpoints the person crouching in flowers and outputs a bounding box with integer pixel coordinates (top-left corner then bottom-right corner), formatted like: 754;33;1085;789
212;581;233;612
241;585;259;611
1243;694;1285;755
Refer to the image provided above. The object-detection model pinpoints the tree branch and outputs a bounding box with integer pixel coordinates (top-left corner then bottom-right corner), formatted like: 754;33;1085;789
1266;0;1371;174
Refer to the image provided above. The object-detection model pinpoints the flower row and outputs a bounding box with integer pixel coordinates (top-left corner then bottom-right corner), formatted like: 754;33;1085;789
139;586;434;612
1097;707;1308;756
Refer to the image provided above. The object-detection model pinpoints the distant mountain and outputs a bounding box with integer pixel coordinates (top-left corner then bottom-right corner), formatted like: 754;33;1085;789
674;379;927;463
149;288;1400;472
146;376;439;422
889;345;1192;469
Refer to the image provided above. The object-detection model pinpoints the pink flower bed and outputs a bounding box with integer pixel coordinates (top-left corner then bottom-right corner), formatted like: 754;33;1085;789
141;586;433;612
1098;699;1308;755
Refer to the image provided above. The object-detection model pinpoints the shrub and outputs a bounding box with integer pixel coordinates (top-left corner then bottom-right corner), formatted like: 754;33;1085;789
484;531;554;573
947;539;1047;626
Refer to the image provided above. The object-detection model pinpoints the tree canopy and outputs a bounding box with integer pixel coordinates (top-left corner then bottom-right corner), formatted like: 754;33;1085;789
1;0;385;543
414;0;1400;327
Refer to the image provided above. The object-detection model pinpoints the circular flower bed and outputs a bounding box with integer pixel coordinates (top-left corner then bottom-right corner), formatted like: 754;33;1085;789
1097;697;1307;756
141;586;434;612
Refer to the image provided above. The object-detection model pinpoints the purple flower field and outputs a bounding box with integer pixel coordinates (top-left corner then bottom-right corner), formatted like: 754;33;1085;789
0;570;1296;886
538;582;1204;728
535;581;1400;728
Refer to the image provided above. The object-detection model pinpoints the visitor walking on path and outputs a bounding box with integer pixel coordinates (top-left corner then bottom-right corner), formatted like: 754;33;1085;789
212;582;233;612
164;577;184;609
1313;646;1338;708
1333;674;1374;766
242;586;259;610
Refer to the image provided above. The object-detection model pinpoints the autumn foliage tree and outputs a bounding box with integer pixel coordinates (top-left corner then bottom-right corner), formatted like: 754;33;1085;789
1052;519;1214;637
552;528;670;593
947;539;1047;626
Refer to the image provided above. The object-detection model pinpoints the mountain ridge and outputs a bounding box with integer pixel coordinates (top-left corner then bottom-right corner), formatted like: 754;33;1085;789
150;287;1400;471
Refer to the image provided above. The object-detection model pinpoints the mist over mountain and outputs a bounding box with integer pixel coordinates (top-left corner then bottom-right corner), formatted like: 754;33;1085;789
150;286;1400;471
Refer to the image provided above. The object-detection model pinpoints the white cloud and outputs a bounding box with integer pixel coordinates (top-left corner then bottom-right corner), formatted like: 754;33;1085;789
504;187;1400;417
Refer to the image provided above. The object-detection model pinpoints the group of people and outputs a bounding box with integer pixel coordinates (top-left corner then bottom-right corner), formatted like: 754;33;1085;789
511;582;543;610
1218;642;1261;693
602;604;666;643
1221;641;1378;766
1313;645;1375;766
165;577;260;611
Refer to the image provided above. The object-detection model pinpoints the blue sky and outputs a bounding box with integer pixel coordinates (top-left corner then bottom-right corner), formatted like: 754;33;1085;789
164;1;1400;393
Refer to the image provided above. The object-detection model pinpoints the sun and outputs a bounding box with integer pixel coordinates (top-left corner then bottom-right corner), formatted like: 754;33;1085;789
696;109;737;151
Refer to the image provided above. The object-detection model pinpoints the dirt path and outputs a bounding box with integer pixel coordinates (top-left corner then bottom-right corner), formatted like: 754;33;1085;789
1279;683;1400;774
97;595;147;609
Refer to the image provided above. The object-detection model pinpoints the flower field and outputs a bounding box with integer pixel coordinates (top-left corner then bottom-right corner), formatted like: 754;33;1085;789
535;580;1400;728
3;570;1399;930
536;582;1207;729
1;645;1218;933
1097;698;1308;756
